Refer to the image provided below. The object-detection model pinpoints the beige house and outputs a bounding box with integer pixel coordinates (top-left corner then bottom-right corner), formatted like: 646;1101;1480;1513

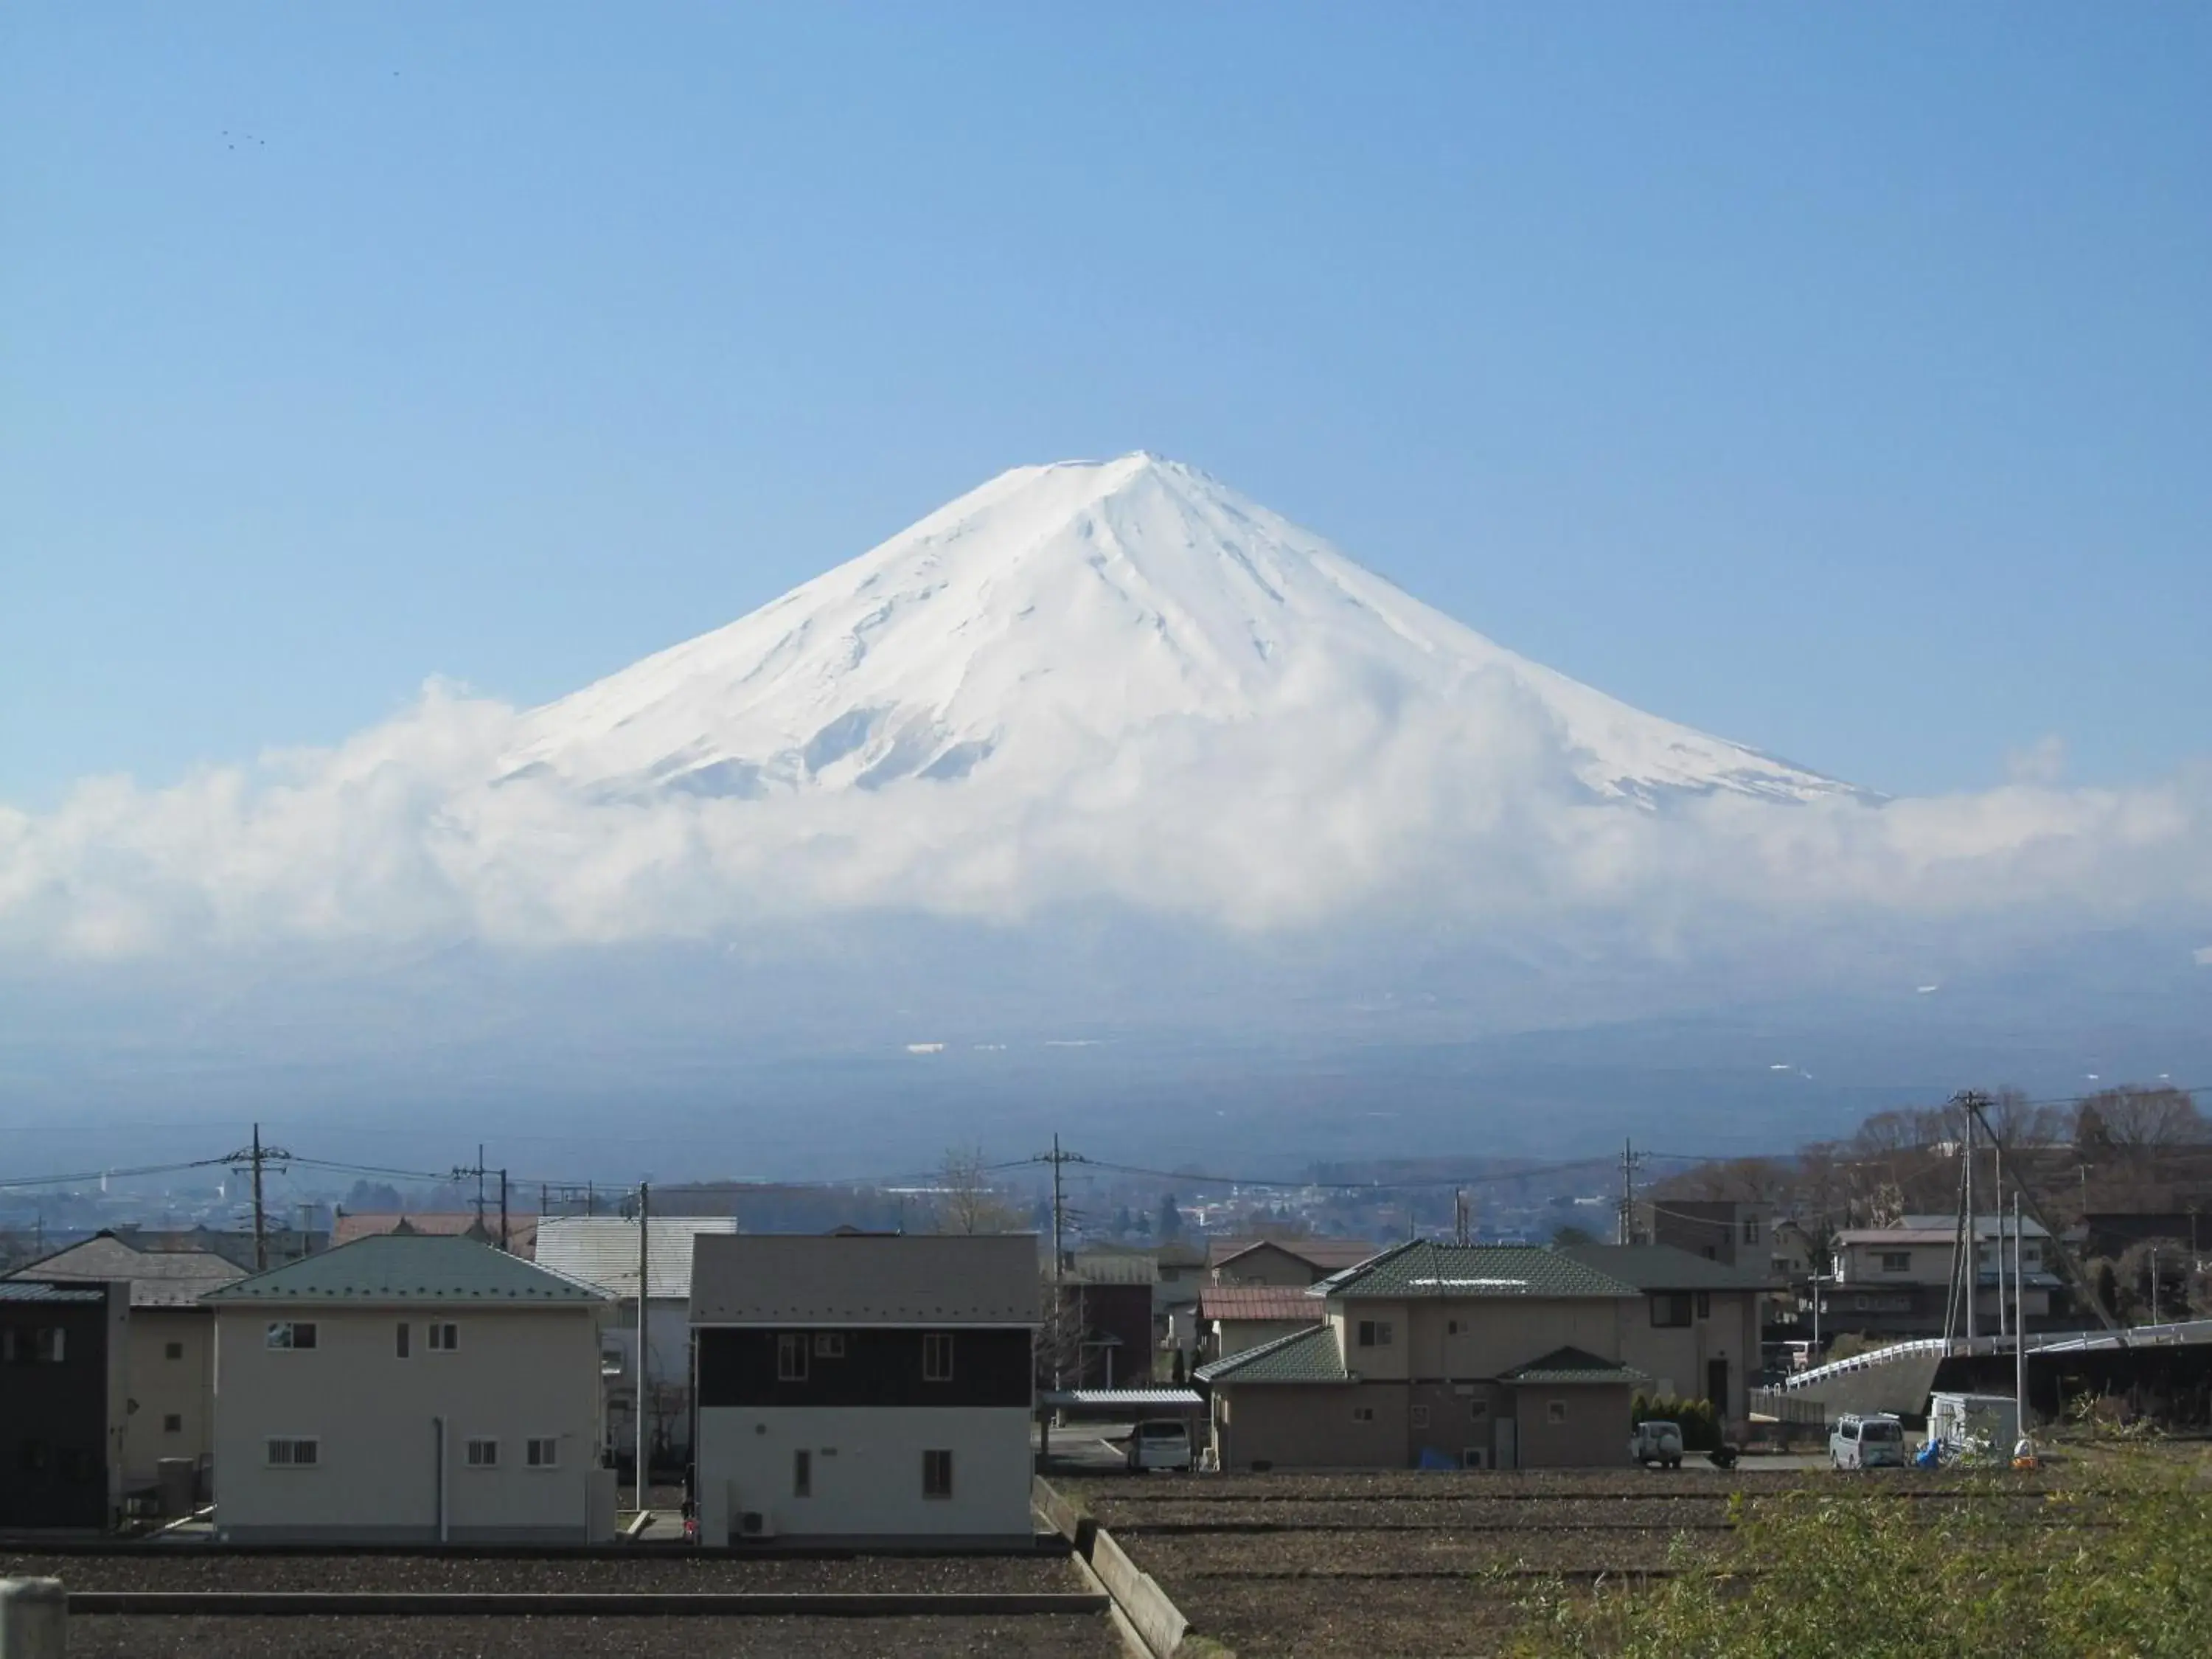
1207;1237;1380;1287
1197;1240;1769;1471
1199;1284;1324;1363
204;1234;616;1543
7;1231;242;1491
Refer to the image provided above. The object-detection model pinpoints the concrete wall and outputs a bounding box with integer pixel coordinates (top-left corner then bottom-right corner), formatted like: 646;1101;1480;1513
1340;1300;1632;1382
1211;1384;1410;1471
122;1308;215;1487
212;1304;608;1542
1616;1290;1760;1422
696;1405;1032;1542
1211;1317;1315;1361
1512;1384;1632;1468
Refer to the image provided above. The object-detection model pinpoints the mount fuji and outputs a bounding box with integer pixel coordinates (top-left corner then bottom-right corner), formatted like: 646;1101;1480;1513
502;454;1851;807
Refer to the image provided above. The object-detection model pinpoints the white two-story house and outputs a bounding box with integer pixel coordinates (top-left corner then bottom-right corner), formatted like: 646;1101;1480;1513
204;1233;616;1543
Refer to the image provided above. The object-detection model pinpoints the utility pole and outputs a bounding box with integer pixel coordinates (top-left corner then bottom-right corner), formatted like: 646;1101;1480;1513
475;1144;487;1231
1455;1189;1470;1247
1994;1136;2008;1340
499;1170;509;1252
224;1123;294;1273
636;1180;650;1514
2014;1193;2028;1439
1618;1140;1642;1246
1961;1101;1978;1342
1051;1135;1067;1390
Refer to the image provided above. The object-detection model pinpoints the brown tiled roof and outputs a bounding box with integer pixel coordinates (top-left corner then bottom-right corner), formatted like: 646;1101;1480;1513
1199;1285;1321;1322
332;1213;538;1256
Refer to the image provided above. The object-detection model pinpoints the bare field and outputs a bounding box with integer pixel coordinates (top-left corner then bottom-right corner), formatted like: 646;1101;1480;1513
1062;1467;2005;1659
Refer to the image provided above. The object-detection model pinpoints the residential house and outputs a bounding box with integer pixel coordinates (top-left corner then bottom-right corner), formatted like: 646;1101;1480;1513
1208;1237;1380;1287
1199;1284;1326;1365
0;1280;129;1529
331;1211;538;1256
7;1231;243;1490
690;1232;1039;1544
203;1234;616;1543
111;1225;327;1273
1195;1240;1770;1472
1154;1242;1207;1366
533;1214;737;1467
1630;1199;1777;1269
1827;1214;2065;1338
1056;1248;1157;1389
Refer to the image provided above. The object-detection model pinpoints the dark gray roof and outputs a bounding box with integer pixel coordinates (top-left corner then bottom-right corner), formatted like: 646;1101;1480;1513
1194;1324;1347;1385
203;1234;608;1307
691;1234;1040;1326
0;1280;108;1304
1500;1345;1649;1386
1315;1241;1641;1301
10;1233;244;1308
1557;1243;1780;1292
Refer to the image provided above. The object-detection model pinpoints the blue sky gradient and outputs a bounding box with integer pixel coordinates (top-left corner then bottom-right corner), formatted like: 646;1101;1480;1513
5;1;2207;806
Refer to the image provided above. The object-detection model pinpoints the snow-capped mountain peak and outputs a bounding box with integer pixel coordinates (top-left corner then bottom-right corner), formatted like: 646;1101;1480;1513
504;453;1848;804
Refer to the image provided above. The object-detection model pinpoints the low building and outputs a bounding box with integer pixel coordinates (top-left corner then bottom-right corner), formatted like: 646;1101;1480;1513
1629;1198;1777;1268
1829;1214;2063;1338
7;1231;243;1490
1556;1243;1770;1424
533;1214;737;1467
1207;1237;1381;1287
1197;1241;1680;1471
0;1280;130;1529
204;1234;615;1543
1199;1284;1325;1363
331;1211;538;1256
690;1232;1040;1544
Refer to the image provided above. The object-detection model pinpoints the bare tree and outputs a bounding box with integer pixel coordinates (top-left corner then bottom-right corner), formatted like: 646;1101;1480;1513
933;1145;1023;1235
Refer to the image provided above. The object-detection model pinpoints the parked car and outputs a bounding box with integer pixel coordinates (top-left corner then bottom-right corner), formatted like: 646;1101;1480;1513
1126;1419;1194;1472
1829;1412;1907;1470
1630;1420;1684;1469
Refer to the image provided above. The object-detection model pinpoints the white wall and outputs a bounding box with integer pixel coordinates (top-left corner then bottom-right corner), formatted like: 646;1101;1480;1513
697;1405;1032;1542
213;1304;608;1541
123;1309;215;1486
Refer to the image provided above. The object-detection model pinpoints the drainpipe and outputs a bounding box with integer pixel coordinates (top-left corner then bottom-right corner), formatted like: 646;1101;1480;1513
433;1416;448;1544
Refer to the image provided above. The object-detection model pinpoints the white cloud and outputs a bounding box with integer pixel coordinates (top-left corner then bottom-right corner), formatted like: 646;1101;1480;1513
0;680;2207;962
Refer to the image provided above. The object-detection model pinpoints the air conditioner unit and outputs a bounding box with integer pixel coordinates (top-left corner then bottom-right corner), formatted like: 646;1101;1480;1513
1461;1447;1489;1470
737;1510;774;1539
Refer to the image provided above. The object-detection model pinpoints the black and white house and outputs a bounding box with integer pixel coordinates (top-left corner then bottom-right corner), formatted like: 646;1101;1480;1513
689;1232;1040;1544
0;1279;130;1530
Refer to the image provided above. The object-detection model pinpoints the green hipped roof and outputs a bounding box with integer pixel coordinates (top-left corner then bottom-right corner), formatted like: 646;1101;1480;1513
1500;1345;1649;1387
202;1233;608;1307
1555;1243;1779;1292
1313;1240;1642;1301
1194;1324;1347;1385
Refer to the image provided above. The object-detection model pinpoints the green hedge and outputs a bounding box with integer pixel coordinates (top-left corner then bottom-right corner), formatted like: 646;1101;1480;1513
1630;1394;1724;1451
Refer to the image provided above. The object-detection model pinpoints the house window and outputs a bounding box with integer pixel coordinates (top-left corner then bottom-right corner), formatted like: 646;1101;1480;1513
777;1333;810;1382
793;1448;812;1498
163;1413;183;1434
265;1322;316;1351
165;1341;184;1361
814;1333;846;1359
395;1323;411;1359
428;1323;459;1352
60;1447;98;1481
465;1438;499;1469
1469;1399;1489;1420
265;1437;319;1467
526;1438;559;1468
1879;1252;1911;1273
923;1332;955;1382
1650;1294;1693;1328
1352;1405;1375;1422
1742;1218;1760;1244
1695;1292;1712;1319
1411;1405;1430;1429
1447;1319;1461;1335
1547;1399;1568;1425
922;1449;953;1498
32;1327;64;1363
1357;1320;1394;1348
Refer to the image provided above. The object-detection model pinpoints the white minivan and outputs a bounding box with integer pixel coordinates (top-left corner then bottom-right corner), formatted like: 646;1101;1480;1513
1829;1412;1907;1470
1126;1419;1195;1472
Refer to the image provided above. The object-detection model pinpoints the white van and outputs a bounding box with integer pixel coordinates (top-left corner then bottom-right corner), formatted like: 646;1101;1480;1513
1126;1419;1194;1472
1829;1412;1907;1470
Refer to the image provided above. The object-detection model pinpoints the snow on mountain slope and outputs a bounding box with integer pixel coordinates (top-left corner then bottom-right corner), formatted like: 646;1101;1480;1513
504;454;1850;805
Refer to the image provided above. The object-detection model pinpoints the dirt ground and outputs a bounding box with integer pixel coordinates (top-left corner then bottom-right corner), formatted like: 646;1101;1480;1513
1062;1466;2006;1659
0;1551;1074;1593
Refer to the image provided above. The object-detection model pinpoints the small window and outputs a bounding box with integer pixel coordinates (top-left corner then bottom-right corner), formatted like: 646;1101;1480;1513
1446;1319;1461;1335
922;1448;953;1498
1695;1291;1711;1320
1879;1252;1912;1273
428;1323;459;1352
1742;1218;1760;1243
395;1323;411;1359
922;1332;955;1382
265;1437;319;1467
813;1333;846;1359
265;1322;317;1351
465;1438;498;1468
793;1448;812;1498
526;1438;559;1468
60;1447;98;1481
1410;1405;1430;1429
1547;1399;1568;1425
1357;1319;1394;1348
1469;1399;1489;1420
164;1341;185;1361
1650;1294;1692;1329
163;1413;184;1434
1352;1405;1375;1422
33;1326;65;1363
778;1333;810;1382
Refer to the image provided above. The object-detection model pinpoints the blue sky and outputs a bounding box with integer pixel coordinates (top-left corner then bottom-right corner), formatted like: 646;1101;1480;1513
4;1;2206;808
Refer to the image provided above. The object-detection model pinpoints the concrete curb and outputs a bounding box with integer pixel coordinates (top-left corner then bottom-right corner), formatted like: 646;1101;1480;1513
67;1590;1111;1617
1034;1478;1195;1659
